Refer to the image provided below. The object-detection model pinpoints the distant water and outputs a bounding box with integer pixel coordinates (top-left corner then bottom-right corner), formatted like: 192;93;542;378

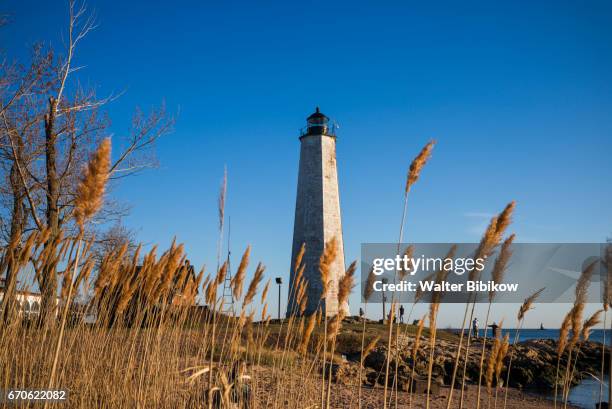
561;377;608;409
458;328;611;345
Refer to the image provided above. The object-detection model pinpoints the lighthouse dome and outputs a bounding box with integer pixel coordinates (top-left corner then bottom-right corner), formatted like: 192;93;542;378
307;107;328;121
304;107;332;136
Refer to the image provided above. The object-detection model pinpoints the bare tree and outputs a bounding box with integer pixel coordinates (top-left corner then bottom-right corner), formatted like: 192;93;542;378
0;1;174;324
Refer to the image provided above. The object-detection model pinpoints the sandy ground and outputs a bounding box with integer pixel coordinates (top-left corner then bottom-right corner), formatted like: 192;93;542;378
350;384;578;409
254;368;579;409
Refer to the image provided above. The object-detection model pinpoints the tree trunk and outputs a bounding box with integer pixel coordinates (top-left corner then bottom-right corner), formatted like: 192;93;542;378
39;96;60;325
0;160;26;322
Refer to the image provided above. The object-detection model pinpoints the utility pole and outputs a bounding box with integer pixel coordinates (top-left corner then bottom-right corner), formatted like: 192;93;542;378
275;277;282;320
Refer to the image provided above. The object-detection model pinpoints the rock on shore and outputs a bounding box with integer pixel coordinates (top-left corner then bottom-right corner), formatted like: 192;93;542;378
340;334;608;392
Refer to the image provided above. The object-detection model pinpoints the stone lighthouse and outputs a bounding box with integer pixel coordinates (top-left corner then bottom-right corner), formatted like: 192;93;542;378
287;108;348;317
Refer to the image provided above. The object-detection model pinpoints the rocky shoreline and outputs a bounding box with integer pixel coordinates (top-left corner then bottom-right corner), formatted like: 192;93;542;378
334;332;608;393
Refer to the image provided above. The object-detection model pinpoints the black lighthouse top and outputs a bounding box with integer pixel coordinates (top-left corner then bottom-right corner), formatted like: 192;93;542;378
302;107;334;137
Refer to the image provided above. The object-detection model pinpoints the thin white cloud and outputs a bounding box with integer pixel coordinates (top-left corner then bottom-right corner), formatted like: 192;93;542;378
464;212;494;219
464;212;494;236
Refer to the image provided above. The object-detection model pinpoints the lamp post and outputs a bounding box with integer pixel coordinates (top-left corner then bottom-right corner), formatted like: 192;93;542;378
275;277;282;320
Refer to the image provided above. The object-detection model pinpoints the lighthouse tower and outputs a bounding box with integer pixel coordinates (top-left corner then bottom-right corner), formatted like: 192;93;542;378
287;108;347;317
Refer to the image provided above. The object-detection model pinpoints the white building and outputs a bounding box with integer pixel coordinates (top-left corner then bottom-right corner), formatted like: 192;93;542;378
0;278;42;318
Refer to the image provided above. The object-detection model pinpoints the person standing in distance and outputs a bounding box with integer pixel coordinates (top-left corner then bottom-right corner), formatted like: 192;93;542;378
472;317;479;339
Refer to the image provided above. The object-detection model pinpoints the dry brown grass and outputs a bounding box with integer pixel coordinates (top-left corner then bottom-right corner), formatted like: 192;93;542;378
73;138;112;230
449;201;516;409
0;136;566;409
405;140;435;195
502;287;545;409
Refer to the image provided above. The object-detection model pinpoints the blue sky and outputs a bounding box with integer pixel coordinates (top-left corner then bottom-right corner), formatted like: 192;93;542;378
3;0;611;327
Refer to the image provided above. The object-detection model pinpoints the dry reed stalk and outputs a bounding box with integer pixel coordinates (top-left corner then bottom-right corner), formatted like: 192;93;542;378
554;310;573;409
325;261;355;409
391;244;415;407
489;235;515;302
407;315;426;409
496;333;510;380
393;140;434;409
570;260;597;341
287;245;307;316
405;140;435;195
231;246;250;300
451;202;515;409
412;316;425;358
383;300;397;409
277;274;307;375
208;167;227;393
73;138;111;230
558;309;573;356
493;334;510;409
363;336;380;360
270;274;306;406
501;287;544;409
398;245;415;280
298;284;309;315
486;320;504;405
349;333;379;406
299;313;317;355
48;137;111;393
319;237;337;301
318;237;337;409
424;246;456;409
261;279;270;304
560;309;603;409
207;260;227;394
294;242;306;273
243;263;265;307
476;234;515;409
560;260;596;407
222;261;265;368
358;265;377;409
582;309;603;341
218;167;227;233
0;230;41;318
337;261;356;312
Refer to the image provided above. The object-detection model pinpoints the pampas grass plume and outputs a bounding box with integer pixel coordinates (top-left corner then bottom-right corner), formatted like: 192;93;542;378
319;237;338;300
398;245;414;280
299;313;317;355
243;263;265;306
338;261;356;306
581;309;603;341
363;336;380;359
231;246;250;299
405;140;435;194
486;337;501;390
495;333;510;383
570;260;596;345
261;279;271;304
412;315;426;360
489;234;515;302
557;310;572;355
294;243;306;273
518;288;544;321
74;138;111;229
